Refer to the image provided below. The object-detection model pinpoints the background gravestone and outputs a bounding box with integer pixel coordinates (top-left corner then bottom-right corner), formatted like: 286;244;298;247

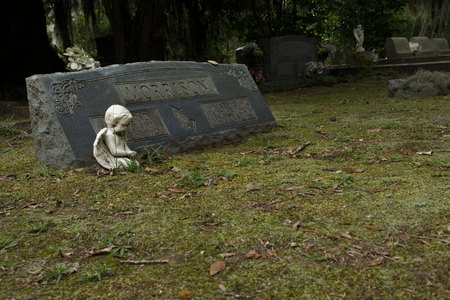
409;37;435;56
258;35;318;81
385;37;413;59
26;61;276;168
431;38;450;55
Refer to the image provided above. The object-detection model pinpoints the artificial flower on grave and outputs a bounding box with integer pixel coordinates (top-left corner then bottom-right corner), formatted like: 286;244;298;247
409;42;419;55
248;67;265;84
63;47;100;71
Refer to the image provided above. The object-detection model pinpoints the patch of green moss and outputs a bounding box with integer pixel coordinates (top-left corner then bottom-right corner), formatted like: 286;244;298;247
0;79;449;299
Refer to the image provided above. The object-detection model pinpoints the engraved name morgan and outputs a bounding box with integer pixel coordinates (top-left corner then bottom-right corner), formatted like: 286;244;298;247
115;76;218;105
200;97;258;128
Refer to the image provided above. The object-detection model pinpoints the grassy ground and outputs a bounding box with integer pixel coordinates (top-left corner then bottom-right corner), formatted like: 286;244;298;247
0;79;449;299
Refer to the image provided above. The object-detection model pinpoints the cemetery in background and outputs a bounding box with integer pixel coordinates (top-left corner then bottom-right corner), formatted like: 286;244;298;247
1;0;450;102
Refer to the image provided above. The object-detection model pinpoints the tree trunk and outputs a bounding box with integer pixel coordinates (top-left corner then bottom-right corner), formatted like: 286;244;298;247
0;0;65;100
104;0;167;63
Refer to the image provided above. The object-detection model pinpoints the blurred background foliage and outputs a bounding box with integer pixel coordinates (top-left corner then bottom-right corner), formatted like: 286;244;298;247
42;0;450;64
1;0;449;101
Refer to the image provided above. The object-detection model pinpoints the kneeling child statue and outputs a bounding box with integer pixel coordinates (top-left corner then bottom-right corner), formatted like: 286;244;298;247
93;105;137;170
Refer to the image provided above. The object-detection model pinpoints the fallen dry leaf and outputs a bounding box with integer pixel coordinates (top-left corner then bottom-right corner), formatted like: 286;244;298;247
246;183;262;192
344;168;365;174
286;186;302;191
59;250;74;258
210;261;226;276
366;256;384;267
86;246;114;257
117;211;134;215
266;249;277;256
367;128;381;133
363;225;384;231
218;253;236;258
168;188;187;193
412;257;424;264
341;232;352;240
207;60;219;66
283;219;293;225
420;239;430;246
205;222;221;226
27;267;43;275
179;290;191;298
245;250;262;259
218;284;226;292
416;151;433;155
426;279;433;286
70;262;80;272
171;167;182;172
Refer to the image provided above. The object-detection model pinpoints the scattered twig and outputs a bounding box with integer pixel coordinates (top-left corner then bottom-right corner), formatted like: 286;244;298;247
388;225;450;244
291;142;313;155
222;256;245;275
120;259;168;265
374;251;399;263
222;292;253;299
407;235;449;244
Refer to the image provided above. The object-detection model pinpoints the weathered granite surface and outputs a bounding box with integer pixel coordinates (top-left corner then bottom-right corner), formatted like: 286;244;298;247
431;38;450;55
385;37;412;59
388;71;450;98
258;35;318;81
26;61;276;168
409;37;434;56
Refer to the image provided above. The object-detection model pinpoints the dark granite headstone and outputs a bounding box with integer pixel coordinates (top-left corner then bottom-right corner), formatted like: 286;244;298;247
26;61;276;168
431;38;450;55
258;35;318;81
385;37;413;59
409;37;435;56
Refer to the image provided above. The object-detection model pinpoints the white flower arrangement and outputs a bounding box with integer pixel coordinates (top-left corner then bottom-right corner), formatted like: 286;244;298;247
63;47;100;71
409;42;420;53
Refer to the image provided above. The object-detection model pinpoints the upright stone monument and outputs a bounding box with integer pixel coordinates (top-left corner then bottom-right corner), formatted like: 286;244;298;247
26;61;276;168
258;35;318;81
409;37;434;56
431;38;450;55
385;37;413;59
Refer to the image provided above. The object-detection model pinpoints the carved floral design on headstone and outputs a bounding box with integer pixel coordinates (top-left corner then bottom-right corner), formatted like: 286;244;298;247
171;106;196;132
225;69;258;92
51;78;87;115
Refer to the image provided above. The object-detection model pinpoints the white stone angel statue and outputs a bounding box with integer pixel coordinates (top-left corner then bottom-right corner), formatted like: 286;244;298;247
353;24;365;52
93;105;137;170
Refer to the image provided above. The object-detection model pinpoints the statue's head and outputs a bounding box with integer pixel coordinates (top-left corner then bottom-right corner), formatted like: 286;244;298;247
105;105;133;133
357;24;363;30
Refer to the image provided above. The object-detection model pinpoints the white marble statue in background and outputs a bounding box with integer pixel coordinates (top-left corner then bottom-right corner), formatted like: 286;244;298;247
93;104;137;170
353;24;365;52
